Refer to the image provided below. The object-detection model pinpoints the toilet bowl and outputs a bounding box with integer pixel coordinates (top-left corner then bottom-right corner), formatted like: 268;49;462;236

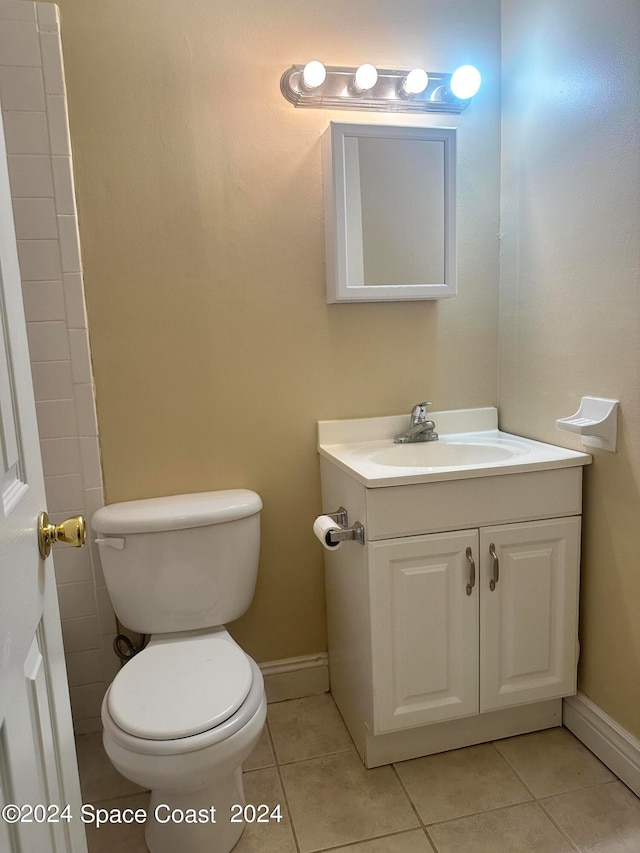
101;630;267;853
92;490;266;853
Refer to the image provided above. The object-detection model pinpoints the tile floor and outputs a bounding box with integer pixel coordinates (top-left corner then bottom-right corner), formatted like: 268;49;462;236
77;693;640;852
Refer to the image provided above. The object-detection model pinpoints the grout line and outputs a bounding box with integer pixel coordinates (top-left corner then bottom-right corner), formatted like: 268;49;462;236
422;825;439;853
390;763;439;851
424;828;441;853
540;775;636;853
310;827;437;852
536;799;582;853
242;762;277;773
274;745;355;767
425;797;582;853
537;778;621;800
269;703;426;853
486;742;577;845
391;762;424;825
262;720;277;768
491;738;622;800
489;740;582;852
425;798;536;829
268;721;302;853
489;740;539;800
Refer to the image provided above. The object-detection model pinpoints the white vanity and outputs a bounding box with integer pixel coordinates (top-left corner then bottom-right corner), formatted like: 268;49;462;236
317;407;591;767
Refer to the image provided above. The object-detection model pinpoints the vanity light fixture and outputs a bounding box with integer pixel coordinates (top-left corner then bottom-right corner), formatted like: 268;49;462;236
280;63;481;113
449;64;482;99
301;60;327;90
400;68;429;96
352;63;378;94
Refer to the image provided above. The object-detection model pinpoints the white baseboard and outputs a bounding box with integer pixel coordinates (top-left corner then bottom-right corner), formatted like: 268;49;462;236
563;692;640;797
259;652;329;703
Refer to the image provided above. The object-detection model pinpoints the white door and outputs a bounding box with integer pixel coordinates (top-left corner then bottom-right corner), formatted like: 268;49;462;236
370;530;479;733
0;107;87;851
479;517;581;713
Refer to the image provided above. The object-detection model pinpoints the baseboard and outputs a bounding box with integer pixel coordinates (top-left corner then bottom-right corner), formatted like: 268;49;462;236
563;692;640;797
259;652;329;703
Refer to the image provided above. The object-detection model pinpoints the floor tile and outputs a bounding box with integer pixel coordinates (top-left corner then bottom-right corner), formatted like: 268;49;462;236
280;748;419;853
394;743;531;825
268;693;353;764
428;802;574;853
243;724;276;771
335;829;434;852
494;726;615;797
543;781;640;852
75;732;147;804
84;792;149;853
235;767;296;852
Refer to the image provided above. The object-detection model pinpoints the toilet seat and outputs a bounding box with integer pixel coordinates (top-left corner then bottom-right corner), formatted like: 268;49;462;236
108;636;253;740
102;653;265;757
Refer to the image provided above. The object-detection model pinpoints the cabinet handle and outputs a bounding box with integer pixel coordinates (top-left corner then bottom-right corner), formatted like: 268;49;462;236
489;542;499;591
465;546;476;596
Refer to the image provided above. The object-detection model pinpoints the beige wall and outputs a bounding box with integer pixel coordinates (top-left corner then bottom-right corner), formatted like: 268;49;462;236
500;1;640;736
53;0;501;663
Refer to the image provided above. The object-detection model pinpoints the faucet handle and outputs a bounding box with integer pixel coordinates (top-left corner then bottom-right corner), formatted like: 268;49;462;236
410;401;432;425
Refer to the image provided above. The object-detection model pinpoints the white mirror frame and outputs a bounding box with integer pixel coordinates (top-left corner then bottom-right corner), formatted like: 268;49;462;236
322;122;457;303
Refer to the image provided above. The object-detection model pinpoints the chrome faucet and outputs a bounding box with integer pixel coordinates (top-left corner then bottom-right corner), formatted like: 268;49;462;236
394;401;439;443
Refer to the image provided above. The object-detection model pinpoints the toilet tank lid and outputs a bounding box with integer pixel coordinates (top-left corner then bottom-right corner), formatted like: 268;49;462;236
91;489;262;534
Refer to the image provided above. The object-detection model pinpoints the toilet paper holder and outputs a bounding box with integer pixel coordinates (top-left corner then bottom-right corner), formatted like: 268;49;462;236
326;507;365;545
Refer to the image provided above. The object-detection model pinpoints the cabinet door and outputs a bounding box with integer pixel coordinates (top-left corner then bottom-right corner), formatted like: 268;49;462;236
370;530;479;733
479;517;581;712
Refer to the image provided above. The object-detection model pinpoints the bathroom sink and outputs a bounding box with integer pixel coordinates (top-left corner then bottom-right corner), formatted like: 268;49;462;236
368;437;527;468
317;407;591;487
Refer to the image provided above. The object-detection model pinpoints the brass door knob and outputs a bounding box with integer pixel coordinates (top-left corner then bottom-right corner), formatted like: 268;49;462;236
38;512;87;559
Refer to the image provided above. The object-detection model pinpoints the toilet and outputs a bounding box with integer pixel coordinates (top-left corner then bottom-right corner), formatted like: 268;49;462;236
92;489;267;853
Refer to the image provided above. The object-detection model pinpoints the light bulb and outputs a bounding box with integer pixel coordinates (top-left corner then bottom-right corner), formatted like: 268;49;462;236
353;63;378;93
450;65;481;99
401;68;429;96
302;60;326;90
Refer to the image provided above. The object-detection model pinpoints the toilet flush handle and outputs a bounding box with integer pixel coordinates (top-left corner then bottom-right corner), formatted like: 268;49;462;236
95;537;126;551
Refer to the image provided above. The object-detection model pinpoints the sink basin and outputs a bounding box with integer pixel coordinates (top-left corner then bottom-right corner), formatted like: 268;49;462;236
369;438;526;468
318;408;592;487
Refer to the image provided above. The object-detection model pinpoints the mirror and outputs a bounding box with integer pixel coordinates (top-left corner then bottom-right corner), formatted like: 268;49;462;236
322;123;456;302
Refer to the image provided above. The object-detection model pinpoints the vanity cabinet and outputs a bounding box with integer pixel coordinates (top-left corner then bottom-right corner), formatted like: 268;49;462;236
318;437;588;768
371;518;580;734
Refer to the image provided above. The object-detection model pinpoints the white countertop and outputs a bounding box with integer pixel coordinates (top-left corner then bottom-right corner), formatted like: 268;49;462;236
318;408;591;487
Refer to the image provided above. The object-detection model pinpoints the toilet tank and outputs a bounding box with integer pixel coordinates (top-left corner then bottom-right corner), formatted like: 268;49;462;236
91;490;262;635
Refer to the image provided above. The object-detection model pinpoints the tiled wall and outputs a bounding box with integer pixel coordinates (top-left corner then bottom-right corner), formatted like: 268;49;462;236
0;0;116;733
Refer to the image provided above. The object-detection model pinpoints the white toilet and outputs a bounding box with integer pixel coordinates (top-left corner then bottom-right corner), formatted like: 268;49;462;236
92;489;267;853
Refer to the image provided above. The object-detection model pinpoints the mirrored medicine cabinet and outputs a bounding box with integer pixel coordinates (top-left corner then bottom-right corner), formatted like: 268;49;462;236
322;122;456;303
